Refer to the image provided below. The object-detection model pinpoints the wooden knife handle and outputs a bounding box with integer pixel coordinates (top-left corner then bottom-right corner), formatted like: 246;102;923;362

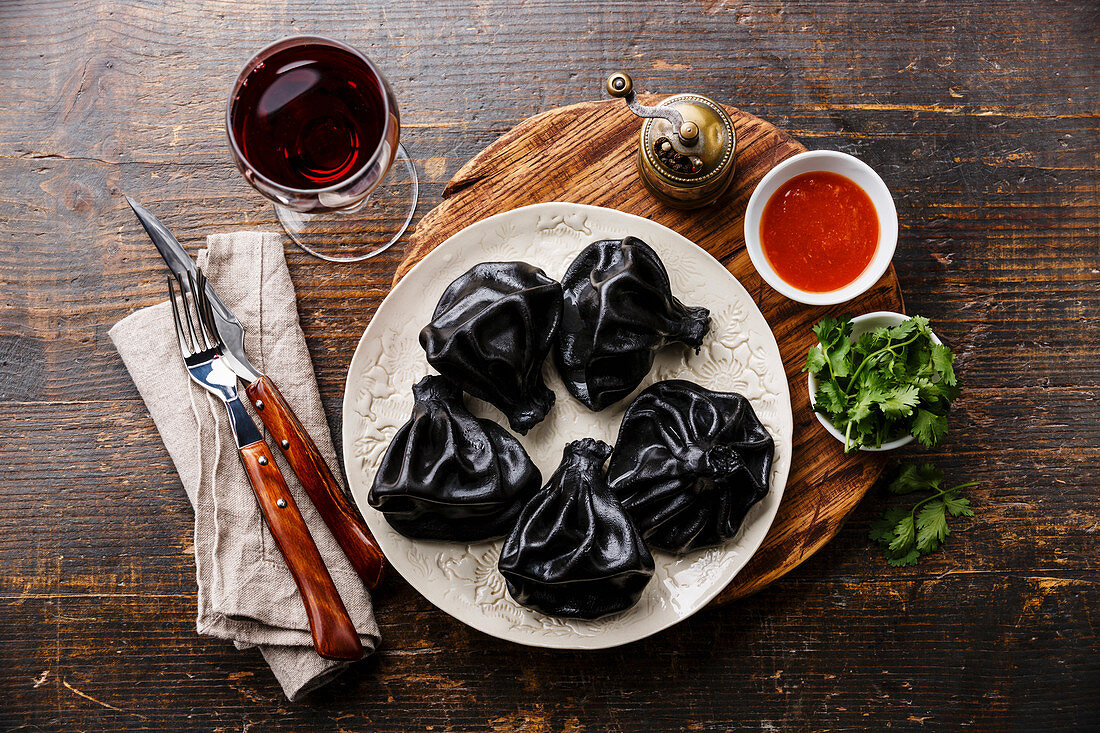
246;375;387;589
238;440;364;661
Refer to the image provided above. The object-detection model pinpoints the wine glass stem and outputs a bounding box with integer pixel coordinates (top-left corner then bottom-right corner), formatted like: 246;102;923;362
274;144;419;263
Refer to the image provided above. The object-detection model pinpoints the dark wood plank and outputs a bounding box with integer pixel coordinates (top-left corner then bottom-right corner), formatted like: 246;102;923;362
1;403;1096;730
0;0;1097;730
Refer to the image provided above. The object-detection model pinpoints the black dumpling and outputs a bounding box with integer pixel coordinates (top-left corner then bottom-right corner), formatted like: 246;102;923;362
607;380;774;554
368;375;542;542
555;236;711;411
498;438;655;619
420;262;563;434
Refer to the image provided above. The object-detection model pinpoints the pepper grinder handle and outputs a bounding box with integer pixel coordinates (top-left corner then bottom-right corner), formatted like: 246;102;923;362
605;72;698;145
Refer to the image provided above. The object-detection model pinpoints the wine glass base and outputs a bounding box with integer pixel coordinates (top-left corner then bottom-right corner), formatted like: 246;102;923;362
275;144;419;263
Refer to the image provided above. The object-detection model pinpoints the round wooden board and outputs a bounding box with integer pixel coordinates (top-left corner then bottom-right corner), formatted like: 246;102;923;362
395;97;904;603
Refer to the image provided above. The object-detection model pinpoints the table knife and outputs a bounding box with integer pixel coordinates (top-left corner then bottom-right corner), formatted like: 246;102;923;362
128;197;386;589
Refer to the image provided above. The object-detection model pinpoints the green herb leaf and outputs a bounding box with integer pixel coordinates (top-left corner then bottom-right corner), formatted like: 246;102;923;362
942;491;974;517
869;327;892;348
855;330;880;357
909;315;932;338
916;501;950;551
875;383;922;418
804;345;827;374
813;317;846;350
870;506;910;544
848;389;875;423
889;514;916;553
815;380;848;415
885;319;917;340
912;408;949;447
887;548;922;567
931;343;957;386
915;377;953;406
826;337;852;378
889;463;943;495
873;463;977;567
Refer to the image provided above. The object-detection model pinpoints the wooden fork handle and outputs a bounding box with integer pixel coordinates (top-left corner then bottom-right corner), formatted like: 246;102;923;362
238;440;364;661
246;376;387;589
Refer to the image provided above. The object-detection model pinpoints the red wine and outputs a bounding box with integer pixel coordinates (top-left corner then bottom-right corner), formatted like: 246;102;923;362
230;43;386;190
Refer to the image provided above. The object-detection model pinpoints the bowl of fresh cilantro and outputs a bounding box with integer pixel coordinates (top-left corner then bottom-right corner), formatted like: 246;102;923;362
805;312;959;452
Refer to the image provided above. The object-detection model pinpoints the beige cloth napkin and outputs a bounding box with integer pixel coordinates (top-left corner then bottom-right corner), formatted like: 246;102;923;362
109;232;379;701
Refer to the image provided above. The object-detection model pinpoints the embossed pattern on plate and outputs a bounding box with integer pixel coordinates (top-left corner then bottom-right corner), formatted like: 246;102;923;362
342;203;793;649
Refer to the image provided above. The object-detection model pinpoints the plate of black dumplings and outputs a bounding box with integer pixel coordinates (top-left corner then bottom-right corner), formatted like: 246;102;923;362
344;203;792;649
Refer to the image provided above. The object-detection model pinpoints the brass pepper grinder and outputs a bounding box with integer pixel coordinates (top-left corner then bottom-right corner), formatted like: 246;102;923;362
606;72;737;209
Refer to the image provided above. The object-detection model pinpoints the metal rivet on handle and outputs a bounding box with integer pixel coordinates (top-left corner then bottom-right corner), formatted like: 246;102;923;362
281;440;290;450
258;456;268;466
276;499;287;508
255;400;264;410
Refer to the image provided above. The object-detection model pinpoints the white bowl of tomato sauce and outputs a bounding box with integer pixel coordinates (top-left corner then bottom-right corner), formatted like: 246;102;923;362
743;150;898;305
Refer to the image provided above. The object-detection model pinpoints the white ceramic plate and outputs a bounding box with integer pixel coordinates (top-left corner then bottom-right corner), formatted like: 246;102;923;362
342;203;793;649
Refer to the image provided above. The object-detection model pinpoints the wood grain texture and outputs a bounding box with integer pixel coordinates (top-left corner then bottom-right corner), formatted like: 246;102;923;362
0;0;1097;729
247;375;387;589
395;97;905;602
238;439;364;661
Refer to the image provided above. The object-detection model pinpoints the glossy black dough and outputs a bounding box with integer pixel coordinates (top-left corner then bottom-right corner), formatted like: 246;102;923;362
498;439;655;619
420;261;563;434
607;380;774;554
368;375;542;542
555;236;711;411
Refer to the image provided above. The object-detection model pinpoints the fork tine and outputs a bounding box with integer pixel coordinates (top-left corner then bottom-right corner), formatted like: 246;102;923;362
191;269;210;347
186;271;208;351
194;268;222;348
167;275;193;358
173;272;198;351
204;282;222;348
181;271;209;351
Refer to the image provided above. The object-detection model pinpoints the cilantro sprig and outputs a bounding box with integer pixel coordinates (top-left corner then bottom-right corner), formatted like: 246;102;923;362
870;463;977;566
805;315;959;452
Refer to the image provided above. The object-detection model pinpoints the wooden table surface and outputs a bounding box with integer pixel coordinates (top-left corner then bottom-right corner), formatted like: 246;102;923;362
1;1;1096;730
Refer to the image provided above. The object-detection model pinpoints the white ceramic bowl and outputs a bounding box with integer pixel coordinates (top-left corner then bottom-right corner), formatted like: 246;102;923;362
743;150;898;305
807;311;943;452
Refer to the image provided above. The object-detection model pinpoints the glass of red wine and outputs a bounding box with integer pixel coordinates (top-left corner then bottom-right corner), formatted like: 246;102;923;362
227;36;418;262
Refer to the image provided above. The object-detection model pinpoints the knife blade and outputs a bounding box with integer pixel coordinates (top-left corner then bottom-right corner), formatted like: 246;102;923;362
127;197;261;383
128;198;386;589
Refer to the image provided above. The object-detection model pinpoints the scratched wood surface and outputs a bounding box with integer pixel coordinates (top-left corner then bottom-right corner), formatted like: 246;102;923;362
0;1;1097;731
394;98;906;603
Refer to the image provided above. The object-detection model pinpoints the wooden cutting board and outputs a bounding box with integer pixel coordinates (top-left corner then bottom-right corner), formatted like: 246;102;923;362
395;97;904;602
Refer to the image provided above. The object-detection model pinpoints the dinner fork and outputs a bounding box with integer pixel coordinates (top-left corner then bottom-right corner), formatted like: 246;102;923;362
169;269;363;661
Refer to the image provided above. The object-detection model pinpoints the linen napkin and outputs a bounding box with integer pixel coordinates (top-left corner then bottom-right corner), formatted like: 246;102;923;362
109;231;379;701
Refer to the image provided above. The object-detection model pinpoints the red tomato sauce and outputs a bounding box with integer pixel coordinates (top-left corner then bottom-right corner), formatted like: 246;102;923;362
760;171;879;293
